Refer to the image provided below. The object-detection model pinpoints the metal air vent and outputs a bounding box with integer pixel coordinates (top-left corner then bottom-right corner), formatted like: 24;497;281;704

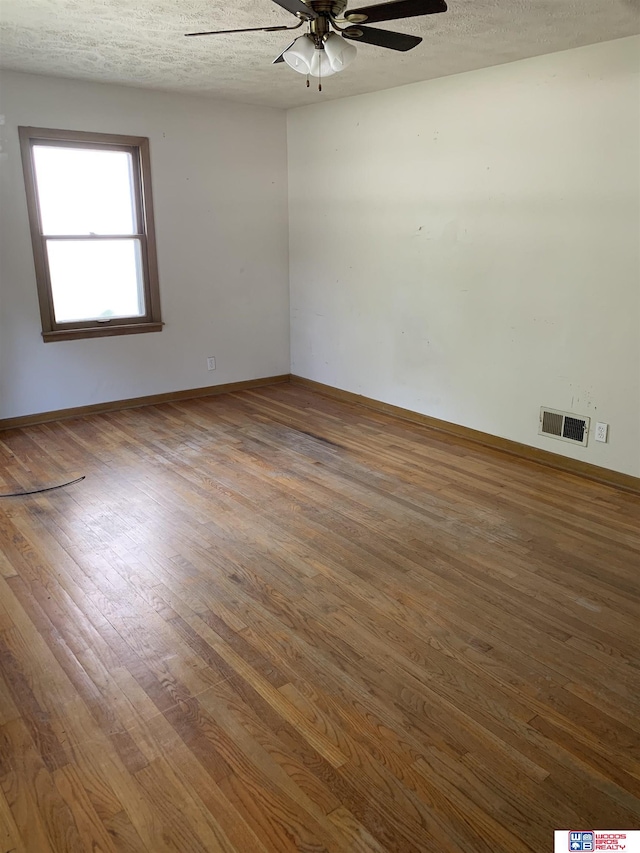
539;407;589;446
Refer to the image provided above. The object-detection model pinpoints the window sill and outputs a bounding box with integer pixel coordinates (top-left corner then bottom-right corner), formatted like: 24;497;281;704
42;322;164;342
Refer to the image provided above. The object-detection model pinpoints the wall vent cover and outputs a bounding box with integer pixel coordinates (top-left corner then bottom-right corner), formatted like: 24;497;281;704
539;407;589;446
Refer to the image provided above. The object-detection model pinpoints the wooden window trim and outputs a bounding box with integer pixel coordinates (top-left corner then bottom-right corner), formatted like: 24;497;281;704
18;127;163;342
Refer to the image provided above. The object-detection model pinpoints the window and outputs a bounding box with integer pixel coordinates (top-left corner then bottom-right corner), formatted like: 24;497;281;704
19;127;162;342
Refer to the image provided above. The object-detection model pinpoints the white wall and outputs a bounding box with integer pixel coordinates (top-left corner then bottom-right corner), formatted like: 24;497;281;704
288;37;640;478
0;71;289;419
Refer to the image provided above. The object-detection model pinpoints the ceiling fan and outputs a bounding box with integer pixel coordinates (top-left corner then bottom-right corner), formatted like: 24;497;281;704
186;0;447;87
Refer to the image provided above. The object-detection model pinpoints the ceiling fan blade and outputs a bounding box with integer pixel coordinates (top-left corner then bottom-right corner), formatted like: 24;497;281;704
273;40;297;62
343;25;422;50
271;0;318;19
186;24;292;36
345;0;446;23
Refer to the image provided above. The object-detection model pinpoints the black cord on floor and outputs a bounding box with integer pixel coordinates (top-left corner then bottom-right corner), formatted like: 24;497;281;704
0;475;85;498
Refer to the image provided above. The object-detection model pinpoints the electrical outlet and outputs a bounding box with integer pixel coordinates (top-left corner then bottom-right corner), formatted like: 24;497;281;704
206;357;216;371
595;422;608;443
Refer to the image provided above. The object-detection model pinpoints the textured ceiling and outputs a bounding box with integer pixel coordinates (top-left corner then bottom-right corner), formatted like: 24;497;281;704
0;0;638;109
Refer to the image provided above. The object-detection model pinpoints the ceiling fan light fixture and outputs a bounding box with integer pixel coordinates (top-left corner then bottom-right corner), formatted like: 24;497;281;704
309;49;338;77
282;34;316;74
323;32;357;71
188;0;448;84
283;33;356;77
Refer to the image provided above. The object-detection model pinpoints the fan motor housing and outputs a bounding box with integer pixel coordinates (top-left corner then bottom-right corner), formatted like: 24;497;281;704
307;0;348;18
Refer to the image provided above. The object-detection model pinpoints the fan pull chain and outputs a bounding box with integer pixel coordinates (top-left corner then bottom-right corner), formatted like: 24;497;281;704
306;74;310;87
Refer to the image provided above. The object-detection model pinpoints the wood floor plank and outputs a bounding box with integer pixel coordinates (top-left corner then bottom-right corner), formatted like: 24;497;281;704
53;764;120;853
133;711;272;853
134;757;234;853
0;784;23;853
0;383;638;852
326;805;388;853
0;669;20;727
0;623;70;774
0;718;83;852
200;678;343;816
101;810;149;853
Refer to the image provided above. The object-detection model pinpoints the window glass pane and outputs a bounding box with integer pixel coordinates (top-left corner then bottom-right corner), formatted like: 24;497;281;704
46;239;145;323
33;146;137;235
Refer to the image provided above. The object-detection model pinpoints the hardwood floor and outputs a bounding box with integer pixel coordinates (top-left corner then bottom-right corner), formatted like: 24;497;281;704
0;383;638;853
